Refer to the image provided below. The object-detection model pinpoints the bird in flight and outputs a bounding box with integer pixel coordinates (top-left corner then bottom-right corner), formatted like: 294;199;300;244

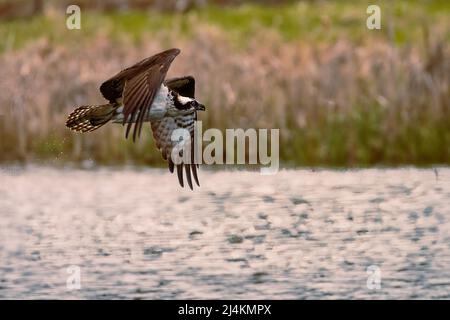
66;48;205;189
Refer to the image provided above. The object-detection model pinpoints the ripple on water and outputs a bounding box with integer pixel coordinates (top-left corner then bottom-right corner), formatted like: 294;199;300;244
0;167;449;299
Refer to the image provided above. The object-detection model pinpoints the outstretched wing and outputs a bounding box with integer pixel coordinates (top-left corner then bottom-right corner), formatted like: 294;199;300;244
151;113;200;190
99;48;181;141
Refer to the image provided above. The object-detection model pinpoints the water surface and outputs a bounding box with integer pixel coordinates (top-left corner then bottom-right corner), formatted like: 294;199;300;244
0;167;449;299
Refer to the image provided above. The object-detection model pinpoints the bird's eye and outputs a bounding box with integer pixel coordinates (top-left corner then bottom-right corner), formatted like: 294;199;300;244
191;101;198;107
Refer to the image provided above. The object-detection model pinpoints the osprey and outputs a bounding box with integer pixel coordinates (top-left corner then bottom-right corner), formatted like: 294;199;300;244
66;48;205;189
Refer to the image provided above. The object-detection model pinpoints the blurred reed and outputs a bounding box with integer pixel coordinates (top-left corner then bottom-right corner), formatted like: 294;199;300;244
0;7;449;166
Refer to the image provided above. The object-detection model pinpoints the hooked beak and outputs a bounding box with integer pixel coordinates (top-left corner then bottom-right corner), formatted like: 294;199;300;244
196;103;206;111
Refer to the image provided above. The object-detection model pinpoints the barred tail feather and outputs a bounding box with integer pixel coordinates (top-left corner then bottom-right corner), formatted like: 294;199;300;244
66;104;116;133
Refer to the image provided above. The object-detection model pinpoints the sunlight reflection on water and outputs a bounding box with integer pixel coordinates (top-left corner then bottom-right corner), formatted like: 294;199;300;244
0;166;449;299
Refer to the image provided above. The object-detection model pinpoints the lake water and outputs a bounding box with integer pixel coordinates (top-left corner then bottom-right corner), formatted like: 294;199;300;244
0;166;449;299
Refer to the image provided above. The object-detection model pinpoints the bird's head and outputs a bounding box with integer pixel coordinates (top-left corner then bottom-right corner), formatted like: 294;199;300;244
175;95;205;111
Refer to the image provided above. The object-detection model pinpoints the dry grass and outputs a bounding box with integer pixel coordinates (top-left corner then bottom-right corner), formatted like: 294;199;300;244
0;8;449;166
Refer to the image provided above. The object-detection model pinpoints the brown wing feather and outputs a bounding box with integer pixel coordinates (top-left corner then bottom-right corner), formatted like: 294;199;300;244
150;113;200;189
99;48;181;141
164;76;196;98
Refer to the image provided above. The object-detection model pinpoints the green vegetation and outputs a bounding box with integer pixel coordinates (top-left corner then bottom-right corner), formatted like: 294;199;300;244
0;1;449;167
1;0;449;52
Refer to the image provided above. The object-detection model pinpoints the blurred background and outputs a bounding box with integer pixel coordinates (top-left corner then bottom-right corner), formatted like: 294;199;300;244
1;1;450;300
0;0;448;167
